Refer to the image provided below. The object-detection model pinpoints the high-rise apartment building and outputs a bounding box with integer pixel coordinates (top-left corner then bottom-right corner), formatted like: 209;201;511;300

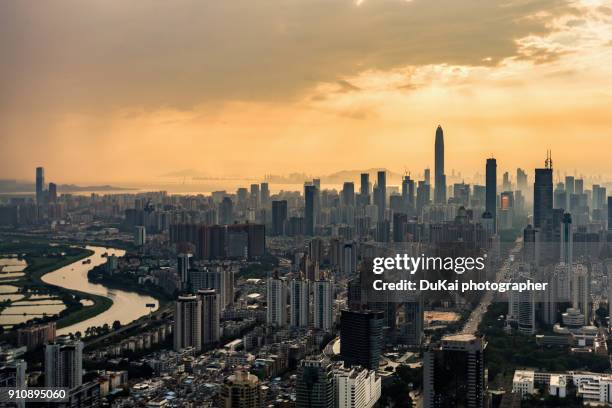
313;279;334;332
174;294;202;352
198;289;220;346
45;337;83;390
290;278;310;328
17;321;56;351
333;366;381;408
266;276;287;328
134;225;146;247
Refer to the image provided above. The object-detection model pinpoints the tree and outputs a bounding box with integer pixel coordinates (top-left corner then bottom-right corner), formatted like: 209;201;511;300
112;320;121;330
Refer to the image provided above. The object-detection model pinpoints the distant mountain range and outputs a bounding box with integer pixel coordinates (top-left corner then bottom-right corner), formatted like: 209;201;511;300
0;180;133;194
159;168;407;185
264;168;405;184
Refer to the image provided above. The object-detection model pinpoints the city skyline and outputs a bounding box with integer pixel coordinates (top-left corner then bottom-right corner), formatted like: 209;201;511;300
2;1;612;406
14;137;611;194
2;0;612;183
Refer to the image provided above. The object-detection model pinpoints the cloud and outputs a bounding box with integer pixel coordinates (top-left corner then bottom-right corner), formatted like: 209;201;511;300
0;0;578;115
2;0;612;183
337;80;361;92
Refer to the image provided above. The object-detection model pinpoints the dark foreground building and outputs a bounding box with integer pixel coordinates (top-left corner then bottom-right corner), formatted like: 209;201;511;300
340;309;384;370
423;334;486;408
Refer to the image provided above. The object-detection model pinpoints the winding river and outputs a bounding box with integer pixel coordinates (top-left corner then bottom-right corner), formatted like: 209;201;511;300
42;245;159;336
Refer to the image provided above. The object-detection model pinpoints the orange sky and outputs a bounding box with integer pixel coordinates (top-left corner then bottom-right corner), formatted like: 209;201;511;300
1;0;611;185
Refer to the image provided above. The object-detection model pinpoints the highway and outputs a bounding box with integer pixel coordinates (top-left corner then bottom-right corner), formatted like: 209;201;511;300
461;240;522;335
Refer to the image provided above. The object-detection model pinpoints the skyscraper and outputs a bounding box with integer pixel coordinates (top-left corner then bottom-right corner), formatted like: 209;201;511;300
342;182;355;207
134;225;146;247
572;264;590;323
485;158;497;232
250;183;260;208
44;337;83;390
575;178;584;194
360;173;370;206
48;182;57;203
502;171;511;192
260;182;270;208
174;294;202;352
399;297;424;346
423;334;486;408
220;196;233;225
296;358;334;408
290;278;310;328
416;180;430;216
341;242;357;276
402;175;415;214
534;154;554;239
592;185;606;210
177;253;192;285
272;200;288;236
375;171;386;221
560;213;572;266
517;168;528;193
199;267;234;310
266;275;287;328
434;125;446;204
392;212;408;242
565;176;575;195
305;185;316;236
340;309;384;370
313;279;334;332
198;289;220;346
35;166;45;204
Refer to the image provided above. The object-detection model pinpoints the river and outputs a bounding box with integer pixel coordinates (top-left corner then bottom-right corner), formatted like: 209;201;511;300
42;245;159;336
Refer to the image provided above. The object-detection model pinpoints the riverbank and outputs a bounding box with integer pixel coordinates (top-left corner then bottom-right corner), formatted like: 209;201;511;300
0;230;136;252
87;264;174;307
42;245;160;336
0;240;113;338
1;235;163;338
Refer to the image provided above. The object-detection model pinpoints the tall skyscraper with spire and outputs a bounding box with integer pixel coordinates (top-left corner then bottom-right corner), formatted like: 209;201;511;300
434;125;446;204
534;151;554;232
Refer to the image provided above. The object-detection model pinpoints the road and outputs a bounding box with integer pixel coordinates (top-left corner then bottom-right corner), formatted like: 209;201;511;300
461;240;522;335
84;302;173;348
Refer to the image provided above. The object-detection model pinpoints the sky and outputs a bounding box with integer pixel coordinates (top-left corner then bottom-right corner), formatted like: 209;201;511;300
1;0;612;185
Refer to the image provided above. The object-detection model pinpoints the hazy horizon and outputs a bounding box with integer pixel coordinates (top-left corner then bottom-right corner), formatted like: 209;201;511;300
2;0;612;184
